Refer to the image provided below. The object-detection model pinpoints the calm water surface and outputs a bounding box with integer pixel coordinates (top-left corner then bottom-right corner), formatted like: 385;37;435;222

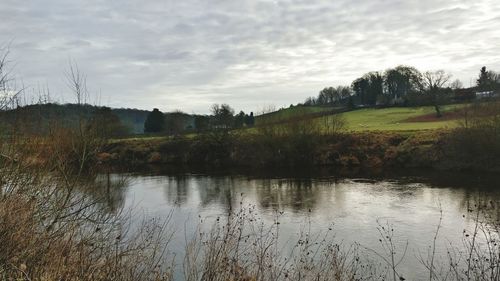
101;170;500;280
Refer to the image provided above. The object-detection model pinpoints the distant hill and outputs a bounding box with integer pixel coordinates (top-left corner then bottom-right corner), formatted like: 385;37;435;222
0;103;209;135
111;108;151;134
0;103;151;135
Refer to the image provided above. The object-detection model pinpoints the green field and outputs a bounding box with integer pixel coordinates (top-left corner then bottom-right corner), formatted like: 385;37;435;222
113;105;467;143
255;106;338;125
256;104;465;132
316;105;464;131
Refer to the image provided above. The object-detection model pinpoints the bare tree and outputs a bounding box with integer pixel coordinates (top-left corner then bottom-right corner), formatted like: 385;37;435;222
258;104;276;115
449;79;463;90
65;60;89;106
61;61;104;175
0;46;23;111
422;70;452;118
211;103;234;129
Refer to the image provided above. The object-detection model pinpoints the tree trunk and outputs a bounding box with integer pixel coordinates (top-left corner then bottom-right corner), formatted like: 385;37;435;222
434;104;442;118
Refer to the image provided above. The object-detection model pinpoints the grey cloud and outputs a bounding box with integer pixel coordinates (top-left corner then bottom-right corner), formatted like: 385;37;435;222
0;0;499;113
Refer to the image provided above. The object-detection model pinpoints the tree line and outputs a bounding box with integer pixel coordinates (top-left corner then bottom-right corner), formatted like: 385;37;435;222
144;66;500;134
144;104;255;134
303;66;500;116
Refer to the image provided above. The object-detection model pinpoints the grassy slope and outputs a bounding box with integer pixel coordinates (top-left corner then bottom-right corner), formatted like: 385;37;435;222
112;105;467;143
255;106;337;125
255;104;465;132
315;104;465;131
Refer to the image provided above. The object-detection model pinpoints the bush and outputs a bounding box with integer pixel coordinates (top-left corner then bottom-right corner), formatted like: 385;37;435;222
188;130;235;166
0;134;173;280
444;101;500;170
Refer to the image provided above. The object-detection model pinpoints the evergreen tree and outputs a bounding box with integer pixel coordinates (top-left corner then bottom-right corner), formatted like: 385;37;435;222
144;108;165;133
89;106;129;138
244;112;255;127
477;66;493;92
194;115;210;132
352;77;370;105
234;111;246;128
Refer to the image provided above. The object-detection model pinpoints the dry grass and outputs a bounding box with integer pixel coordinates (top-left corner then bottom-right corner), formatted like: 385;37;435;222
183;204;369;281
0;122;174;281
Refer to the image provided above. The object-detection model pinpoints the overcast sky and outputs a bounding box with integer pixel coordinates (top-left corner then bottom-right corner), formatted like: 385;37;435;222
1;0;499;113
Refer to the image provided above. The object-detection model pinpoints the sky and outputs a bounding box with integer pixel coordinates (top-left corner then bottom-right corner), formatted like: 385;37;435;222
1;0;500;114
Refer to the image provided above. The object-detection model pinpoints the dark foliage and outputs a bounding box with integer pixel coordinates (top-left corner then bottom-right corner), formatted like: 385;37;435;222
88;107;129;138
144;108;165;133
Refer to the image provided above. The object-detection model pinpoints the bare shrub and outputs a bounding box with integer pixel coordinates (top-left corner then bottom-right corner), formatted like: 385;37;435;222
0;137;174;280
323;113;347;135
0;46;23;111
0;55;173;280
446;101;500;169
184;203;370;281
444;201;500;281
360;220;409;281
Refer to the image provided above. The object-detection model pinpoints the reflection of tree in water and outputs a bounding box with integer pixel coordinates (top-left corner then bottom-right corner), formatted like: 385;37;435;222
196;177;239;212
191;177;333;214
393;173;500;228
159;175;239;210
162;175;190;206
256;179;324;213
82;173;128;213
457;188;500;226
401;172;500;224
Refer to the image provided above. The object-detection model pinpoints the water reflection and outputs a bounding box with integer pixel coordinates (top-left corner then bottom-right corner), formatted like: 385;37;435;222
127;173;500;220
257;179;324;212
96;170;500;279
81;173;129;213
162;175;190;206
195;177;239;209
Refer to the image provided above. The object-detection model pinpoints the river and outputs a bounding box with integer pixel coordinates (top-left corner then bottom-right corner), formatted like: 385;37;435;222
97;169;500;280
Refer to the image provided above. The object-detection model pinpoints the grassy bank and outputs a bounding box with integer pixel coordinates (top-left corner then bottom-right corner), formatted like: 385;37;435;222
103;102;500;172
101;128;499;172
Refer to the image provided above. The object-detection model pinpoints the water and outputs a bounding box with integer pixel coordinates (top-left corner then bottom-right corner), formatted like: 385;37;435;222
98;170;500;280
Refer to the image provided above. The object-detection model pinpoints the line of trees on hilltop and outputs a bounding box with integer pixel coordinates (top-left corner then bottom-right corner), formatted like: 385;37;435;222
0;102;136;138
304;66;500;115
143;104;255;134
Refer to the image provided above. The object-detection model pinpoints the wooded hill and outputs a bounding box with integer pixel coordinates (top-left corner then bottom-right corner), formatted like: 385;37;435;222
0;103;150;135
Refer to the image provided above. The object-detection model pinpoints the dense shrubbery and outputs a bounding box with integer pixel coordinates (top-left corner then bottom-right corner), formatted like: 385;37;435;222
106;118;498;173
188;130;235;165
443;101;500;170
105;128;470;171
1;62;174;280
0;129;174;280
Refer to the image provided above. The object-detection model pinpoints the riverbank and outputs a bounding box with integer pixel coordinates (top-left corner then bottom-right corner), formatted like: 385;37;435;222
2;120;500;281
99;129;500;173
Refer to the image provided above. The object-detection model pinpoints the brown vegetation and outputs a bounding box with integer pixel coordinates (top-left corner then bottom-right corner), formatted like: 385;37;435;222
0;61;174;281
0;131;174;280
442;101;500;170
104;130;459;171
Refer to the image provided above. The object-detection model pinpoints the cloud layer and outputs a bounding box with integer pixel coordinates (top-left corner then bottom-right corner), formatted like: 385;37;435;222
1;0;499;113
